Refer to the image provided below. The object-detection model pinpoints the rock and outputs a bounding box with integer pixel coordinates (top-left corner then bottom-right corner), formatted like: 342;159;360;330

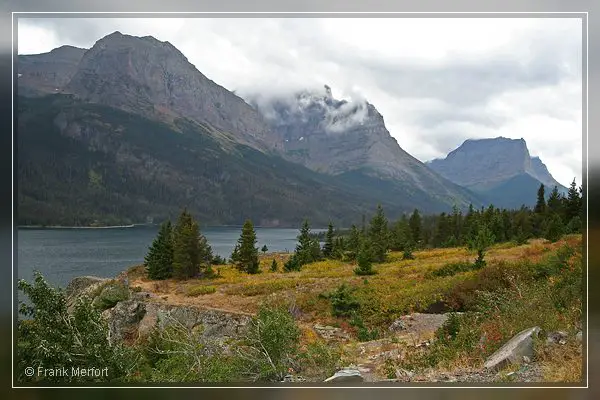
103;299;146;343
324;368;364;383
313;324;350;340
576;331;582;342
65;276;108;298
388;319;407;332
483;327;541;371
546;331;568;345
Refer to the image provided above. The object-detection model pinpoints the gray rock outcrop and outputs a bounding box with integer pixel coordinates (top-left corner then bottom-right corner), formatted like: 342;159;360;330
324;368;364;383
483;326;541;371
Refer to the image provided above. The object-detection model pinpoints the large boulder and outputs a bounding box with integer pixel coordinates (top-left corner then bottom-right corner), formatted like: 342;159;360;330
65;276;108;298
324;368;364;383
103;299;147;343
483;327;541;371
92;280;130;310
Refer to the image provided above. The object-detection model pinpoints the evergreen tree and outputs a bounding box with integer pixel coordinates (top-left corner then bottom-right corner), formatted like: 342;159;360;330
347;224;362;260
467;223;495;269
534;183;547;214
544;213;564;242
230;243;241;264
368;204;389;262
409;209;422;247
270;259;278;272
261;244;269;254
172;209;201;279
402;240;415;260
547;186;563;216
565;178;582;222
197;234;214;277
390;217;410;251
236;219;260;274
284;219;320;271
144;220;174;280
323;222;335;259
354;241;376;276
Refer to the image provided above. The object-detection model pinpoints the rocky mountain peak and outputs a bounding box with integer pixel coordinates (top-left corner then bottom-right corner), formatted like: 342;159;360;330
62;32;283;152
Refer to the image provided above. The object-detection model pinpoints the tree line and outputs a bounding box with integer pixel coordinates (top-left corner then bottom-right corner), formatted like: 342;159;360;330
145;179;583;280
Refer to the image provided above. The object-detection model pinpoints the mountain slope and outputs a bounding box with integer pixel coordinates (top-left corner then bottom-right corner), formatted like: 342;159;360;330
426;137;568;208
18;45;87;97
18;95;404;227
250;86;483;211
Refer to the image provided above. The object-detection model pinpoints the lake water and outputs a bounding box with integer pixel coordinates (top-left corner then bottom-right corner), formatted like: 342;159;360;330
17;226;319;289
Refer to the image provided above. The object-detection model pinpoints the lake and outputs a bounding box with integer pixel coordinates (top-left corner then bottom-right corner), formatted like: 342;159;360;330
17;226;320;289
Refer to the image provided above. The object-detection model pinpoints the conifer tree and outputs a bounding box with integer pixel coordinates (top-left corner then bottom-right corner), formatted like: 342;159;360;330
354;241;376;276
566;178;582;222
230;243;240;264
347;224;362;260
261;244;269;254
534;184;547;214
236;219;260;274
144;220;174;280
390;217;410;251
323;222;335;259
409;209;422;247
467;222;495;269
547;186;563;216
368;204;389;262
544;213;564;242
270;259;278;272
172;209;200;279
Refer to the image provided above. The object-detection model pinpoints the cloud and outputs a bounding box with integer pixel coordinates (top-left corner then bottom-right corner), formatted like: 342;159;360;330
16;17;583;186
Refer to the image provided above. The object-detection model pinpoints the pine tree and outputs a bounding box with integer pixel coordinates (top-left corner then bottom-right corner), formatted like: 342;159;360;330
144;220;174;280
236;219;260;274
270;259;278;272
390;217;410;251
323;222;335;259
293;219;320;268
565;178;582;222
467;222;495;269
354;241;376;276
230;243;240;264
347;224;362;260
534;183;546;214
544;213;564;242
261;244;269;254
172;209;200;279
547;186;563;216
409;209;422;247
368;204;389;262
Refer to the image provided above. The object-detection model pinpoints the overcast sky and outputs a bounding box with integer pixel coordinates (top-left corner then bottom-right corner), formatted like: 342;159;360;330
17;17;583;187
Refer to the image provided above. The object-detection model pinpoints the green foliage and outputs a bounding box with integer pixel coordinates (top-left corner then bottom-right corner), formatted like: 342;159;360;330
92;280;130;310
240;305;301;381
329;284;360;317
323;222;335;259
346;224;362;261
354;242;376;276
17;272;139;383
285;219;321;271
409;209;422;246
261;244;268;254
431;261;476;278
467;223;495;268
296;341;341;381
566;216;582;234
235;220;260;274
368;204;389;262
402;241;416;260
186;285;217;297
349;313;379;342
145;220;174;280
172;209;202;279
270;259;278;272
544;213;565;242
535;183;547;214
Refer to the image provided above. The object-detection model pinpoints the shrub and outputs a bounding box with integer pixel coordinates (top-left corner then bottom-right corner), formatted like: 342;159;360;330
239;305;301;381
431;261;475;278
186;285;216;297
270;259;278;272
92;280;130;310
349;313;379;342
329;283;360;317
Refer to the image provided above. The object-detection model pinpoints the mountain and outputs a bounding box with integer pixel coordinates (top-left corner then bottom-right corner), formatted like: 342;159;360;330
17;32;484;227
249;86;483;211
426;137;568;209
18;45;86;97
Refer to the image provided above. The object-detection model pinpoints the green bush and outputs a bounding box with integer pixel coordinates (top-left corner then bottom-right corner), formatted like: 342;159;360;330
92;280;130;310
329;283;360;317
186;285;217;297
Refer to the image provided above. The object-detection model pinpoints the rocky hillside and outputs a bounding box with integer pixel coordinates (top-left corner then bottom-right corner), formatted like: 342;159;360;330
250;86;482;211
17;33;490;226
18;45;86;97
427;137;568;208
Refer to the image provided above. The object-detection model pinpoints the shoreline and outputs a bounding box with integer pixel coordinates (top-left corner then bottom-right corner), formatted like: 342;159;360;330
18;224;141;230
